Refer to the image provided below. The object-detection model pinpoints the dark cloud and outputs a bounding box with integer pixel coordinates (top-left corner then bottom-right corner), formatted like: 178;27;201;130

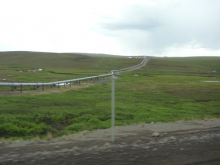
100;19;160;31
98;0;220;55
100;4;162;31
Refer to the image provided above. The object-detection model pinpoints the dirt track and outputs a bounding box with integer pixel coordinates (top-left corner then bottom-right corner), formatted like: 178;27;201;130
1;119;220;165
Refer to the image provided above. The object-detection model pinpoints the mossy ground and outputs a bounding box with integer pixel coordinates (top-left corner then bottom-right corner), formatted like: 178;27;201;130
0;54;220;140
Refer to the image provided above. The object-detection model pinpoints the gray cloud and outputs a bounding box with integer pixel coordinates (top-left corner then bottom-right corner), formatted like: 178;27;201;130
98;0;220;55
100;18;160;31
100;5;162;31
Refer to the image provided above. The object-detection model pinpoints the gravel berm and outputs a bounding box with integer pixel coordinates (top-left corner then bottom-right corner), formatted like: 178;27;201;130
0;119;220;165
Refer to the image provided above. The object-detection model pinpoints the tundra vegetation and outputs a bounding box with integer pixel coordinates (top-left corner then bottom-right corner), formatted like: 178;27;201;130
0;52;220;140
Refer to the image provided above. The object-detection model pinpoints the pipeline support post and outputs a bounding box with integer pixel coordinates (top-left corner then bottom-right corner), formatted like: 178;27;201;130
20;84;22;93
42;84;44;91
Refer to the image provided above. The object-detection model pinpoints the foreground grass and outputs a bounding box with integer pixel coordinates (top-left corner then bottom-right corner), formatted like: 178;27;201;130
0;56;220;140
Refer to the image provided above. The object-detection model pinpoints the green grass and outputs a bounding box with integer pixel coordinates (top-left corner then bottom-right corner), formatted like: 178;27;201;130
0;53;220;140
0;51;141;91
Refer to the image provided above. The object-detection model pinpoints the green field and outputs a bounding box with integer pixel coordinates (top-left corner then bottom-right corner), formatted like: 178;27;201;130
0;51;141;91
0;52;220;140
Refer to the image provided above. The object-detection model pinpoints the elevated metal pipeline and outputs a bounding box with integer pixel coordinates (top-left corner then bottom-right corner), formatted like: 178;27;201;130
0;57;148;87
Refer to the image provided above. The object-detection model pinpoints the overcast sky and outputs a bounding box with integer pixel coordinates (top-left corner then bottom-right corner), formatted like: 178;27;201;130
0;0;220;56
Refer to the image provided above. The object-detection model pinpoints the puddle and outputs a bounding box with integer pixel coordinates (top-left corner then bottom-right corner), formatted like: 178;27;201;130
201;81;220;82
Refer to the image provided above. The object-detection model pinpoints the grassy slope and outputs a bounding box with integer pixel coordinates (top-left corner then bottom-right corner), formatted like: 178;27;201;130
0;51;141;87
0;54;220;140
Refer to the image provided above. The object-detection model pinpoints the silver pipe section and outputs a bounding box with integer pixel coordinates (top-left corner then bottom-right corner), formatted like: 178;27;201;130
0;57;148;87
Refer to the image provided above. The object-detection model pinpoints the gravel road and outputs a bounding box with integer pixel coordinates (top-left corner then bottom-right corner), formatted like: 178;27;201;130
1;119;220;165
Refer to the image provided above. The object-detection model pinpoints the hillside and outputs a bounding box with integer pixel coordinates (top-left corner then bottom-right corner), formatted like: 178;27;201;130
0;51;142;83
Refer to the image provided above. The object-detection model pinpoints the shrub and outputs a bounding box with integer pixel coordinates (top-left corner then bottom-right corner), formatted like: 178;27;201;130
65;123;87;132
0;122;52;136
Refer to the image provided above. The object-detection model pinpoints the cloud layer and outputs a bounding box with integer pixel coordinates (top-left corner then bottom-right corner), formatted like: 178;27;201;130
99;0;220;56
0;0;220;56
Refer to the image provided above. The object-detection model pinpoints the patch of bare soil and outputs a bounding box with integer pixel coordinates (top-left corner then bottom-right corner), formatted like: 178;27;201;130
28;83;94;96
0;119;220;165
0;83;94;96
0;78;113;96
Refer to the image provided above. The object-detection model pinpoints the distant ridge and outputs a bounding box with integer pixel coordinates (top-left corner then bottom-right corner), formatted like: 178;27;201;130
0;51;122;57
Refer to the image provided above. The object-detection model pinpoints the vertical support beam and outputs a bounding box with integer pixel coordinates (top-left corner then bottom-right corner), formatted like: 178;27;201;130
20;84;22;93
79;80;80;85
111;75;115;142
42;84;44;91
58;83;60;89
34;86;36;90
69;82;71;87
51;85;52;88
11;86;13;91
